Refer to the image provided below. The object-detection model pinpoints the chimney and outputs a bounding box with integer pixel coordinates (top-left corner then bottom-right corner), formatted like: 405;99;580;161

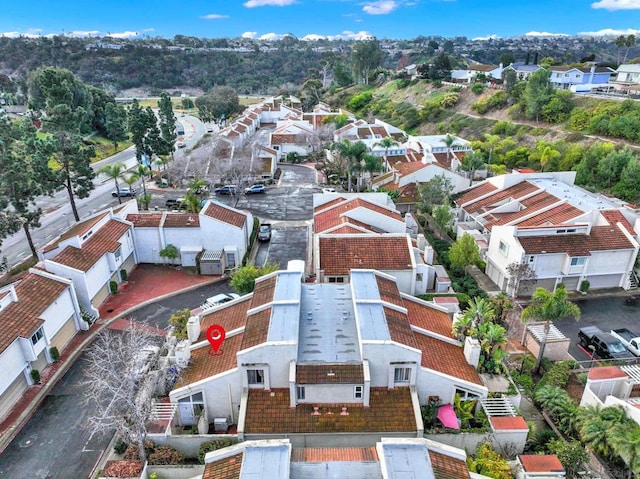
417;234;426;251
463;336;481;369
186;315;201;344
174;340;191;368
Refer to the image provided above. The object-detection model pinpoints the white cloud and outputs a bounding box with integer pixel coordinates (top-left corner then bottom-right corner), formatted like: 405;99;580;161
301;30;374;41
579;27;640;36
472;34;500;41
242;31;258;38
244;0;296;7
259;32;287;40
525;31;570;37
592;0;640;10
362;0;398;14
68;30;100;37
107;31;140;39
0;29;41;38
200;14;229;20
142;28;155;32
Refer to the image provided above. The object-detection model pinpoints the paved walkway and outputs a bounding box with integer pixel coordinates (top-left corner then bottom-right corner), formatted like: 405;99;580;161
0;264;222;454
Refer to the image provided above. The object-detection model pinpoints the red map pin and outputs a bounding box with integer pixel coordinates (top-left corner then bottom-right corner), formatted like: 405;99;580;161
206;325;226;356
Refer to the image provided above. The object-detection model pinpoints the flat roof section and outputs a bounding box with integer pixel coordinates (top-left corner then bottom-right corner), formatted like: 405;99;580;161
381;443;435;479
298;283;360;363
241;445;290;479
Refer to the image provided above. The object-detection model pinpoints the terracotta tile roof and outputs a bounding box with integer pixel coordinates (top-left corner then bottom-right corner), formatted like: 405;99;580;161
52;220;131;271
489;416;528;430
429;450;471;479
484;192;561;230
202;452;243;479
319;236;412;275
405;298;454;339
198;298;251;342
244;387;417;434
588;366;627;380
518;225;635;255
432;151;466;170
202;202;247;228
297;364;364;384
291;447;378;462
241;307;271;350
455;182;498;207
43;212;109;253
314;197;348;214
384;306;418;349
519;454;564;473
326;224;372;234
516;203;584;227
464;181;541;215
414;333;482;385
126;213;163;227
396;183;420;204
0;272;68;353
163;213;200;228
601;210;635;235
251;276;277;308
376;275;405;308
175;334;243;388
372;171;394;185
395;161;430;176
314;198;402;233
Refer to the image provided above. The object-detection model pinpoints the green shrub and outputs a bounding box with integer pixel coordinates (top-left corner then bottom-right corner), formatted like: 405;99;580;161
49;346;60;362
536;360;574;392
471;100;488;114
109;281;118;294
113;438;128;455
198;438;239;464
30;369;41;384
120;269;127;281
471;83;484;94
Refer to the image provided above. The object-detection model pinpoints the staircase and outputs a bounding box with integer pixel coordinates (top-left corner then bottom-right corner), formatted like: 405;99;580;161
627;271;639;290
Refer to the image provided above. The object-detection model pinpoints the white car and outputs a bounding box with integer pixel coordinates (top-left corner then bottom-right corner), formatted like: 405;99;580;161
200;293;240;310
322;187;337;194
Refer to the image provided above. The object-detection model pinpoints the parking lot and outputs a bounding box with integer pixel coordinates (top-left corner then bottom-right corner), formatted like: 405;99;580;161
553;295;640;361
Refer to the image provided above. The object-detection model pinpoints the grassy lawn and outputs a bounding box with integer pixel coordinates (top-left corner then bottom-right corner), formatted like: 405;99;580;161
88;135;133;163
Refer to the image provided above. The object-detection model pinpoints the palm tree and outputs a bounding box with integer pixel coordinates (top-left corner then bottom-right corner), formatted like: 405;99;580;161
580;406;631;459
100;162;127;204
462;297;496;331
616;35;627;65
521;285;580;373
623;34;636;64
373;136;398;174
330;139;376;192
483;133;500;170
458;151;486;186
133;164;150;199
610;422;640;478
441;133;458;164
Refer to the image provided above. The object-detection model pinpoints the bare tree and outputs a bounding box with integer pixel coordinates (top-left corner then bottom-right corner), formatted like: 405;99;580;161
81;319;161;462
506;262;537;298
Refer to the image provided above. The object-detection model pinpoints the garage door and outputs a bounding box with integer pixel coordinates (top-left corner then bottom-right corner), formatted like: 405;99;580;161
92;282;110;310
31;350;48;373
0;373;28;421
50;317;78;353
561;276;580;291
587;274;623;290
533;278;556;291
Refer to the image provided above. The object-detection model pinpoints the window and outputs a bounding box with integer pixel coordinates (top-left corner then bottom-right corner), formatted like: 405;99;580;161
226;252;236;268
498;241;508;256
570;257;586;266
247;369;264;385
416;273;423;282
31;327;44;345
297;386;305;400
328;277;345;283
528;256;535;263
178;392;204;424
115;247;122;262
455;388;480;401
394;367;411;383
354;386;363;399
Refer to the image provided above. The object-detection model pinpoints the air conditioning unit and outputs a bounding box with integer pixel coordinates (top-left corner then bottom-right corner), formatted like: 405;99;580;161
214;417;230;432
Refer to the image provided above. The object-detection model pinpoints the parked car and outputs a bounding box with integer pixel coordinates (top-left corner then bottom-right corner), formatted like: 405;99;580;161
258;223;272;242
112;187;136;197
177;141;186;148
165;198;187;210
578;326;634;360
322;187;337;194
245;184;266;194
200;293;240;310
610;328;640;356
214;185;238;195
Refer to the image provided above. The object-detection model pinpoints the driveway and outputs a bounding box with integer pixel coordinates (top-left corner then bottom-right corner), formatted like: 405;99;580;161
553;295;640;361
0;281;237;479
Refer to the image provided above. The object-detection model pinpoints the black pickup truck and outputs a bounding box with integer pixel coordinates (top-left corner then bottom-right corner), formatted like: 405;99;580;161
578;326;634;360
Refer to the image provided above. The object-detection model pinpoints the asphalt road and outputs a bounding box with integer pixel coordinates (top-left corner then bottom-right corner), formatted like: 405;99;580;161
0;279;234;479
552;295;640;362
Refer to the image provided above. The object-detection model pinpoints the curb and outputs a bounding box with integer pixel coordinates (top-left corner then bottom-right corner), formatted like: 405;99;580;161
0;276;227;455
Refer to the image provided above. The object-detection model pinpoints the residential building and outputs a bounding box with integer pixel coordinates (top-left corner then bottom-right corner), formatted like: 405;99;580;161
168;268;488;446
455;172;640;294
612;64;640;88
269;119;314;160
451;63;504;84
516;454;565;478
549;65;615;90
0;269;84;420
126;200;253;271
41;208;137;317
201;437;483;479
503;62;544;80
580;365;640;427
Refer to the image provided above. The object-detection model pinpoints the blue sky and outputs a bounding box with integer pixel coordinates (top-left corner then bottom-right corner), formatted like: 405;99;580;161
3;0;640;41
